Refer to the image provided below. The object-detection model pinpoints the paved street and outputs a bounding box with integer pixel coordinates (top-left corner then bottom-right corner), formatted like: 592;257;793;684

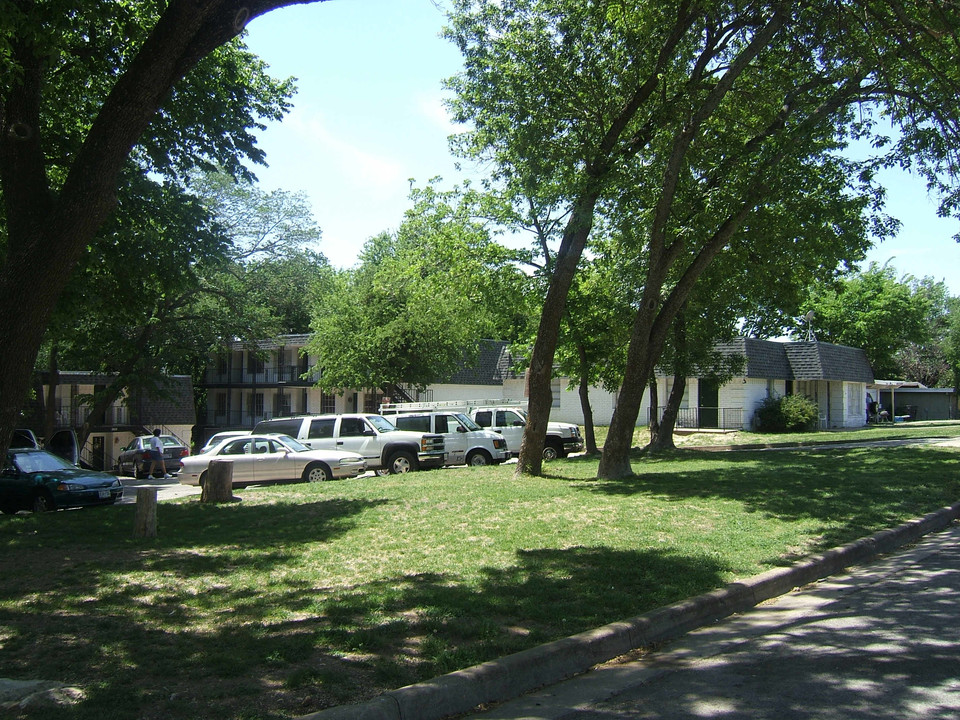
473;523;960;720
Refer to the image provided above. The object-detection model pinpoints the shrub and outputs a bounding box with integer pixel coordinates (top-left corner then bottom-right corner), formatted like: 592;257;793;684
754;393;819;433
779;393;819;432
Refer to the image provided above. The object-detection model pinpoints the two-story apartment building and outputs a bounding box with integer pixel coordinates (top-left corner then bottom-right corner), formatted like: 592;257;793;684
196;335;876;443
26;371;196;471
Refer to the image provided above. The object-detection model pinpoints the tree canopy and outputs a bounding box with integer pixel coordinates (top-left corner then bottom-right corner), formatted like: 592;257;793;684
0;0;328;453
445;0;960;478
307;184;531;394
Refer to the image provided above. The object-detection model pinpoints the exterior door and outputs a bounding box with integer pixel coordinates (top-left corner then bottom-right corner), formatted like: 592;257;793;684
698;380;720;428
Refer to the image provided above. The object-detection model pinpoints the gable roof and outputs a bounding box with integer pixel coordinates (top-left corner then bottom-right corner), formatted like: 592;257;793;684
715;339;874;383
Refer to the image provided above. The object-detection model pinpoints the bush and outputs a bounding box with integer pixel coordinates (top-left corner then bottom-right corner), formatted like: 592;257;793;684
754;393;819;433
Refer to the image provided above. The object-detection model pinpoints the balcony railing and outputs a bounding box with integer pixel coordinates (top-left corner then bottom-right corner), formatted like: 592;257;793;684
203;365;320;385
652;406;744;430
53;403;128;428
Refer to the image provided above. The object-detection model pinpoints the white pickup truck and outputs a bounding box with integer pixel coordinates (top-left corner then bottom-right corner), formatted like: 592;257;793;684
379;409;510;466
380;399;584;460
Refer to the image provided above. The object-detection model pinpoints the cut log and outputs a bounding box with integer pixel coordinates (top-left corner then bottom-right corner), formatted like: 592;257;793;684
133;487;158;538
201;460;237;503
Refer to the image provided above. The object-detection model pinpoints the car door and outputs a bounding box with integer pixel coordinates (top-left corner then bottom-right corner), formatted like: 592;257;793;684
216;438;257;484
435;413;466;464
301;418;337;451
485;409;525;453
333;417;380;462
251;438;293;483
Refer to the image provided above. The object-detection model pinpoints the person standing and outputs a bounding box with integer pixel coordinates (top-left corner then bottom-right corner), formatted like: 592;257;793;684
147;428;173;480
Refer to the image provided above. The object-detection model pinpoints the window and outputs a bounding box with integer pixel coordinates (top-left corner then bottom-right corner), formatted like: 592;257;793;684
276;393;291;417
474;410;492;428
552;378;562;408
224;439;251;455
321;391;336;414
363;392;385;413
249;352;265;376
308;418;335;439
339;417;369;437
215;393;227;418
396;416;431;433
249;393;264;418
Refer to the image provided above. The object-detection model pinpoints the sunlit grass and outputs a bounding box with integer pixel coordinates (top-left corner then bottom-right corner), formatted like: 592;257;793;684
1;433;958;719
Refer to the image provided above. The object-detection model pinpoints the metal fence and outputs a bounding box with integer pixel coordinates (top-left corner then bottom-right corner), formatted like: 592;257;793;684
652;406;744;430
204;366;320;385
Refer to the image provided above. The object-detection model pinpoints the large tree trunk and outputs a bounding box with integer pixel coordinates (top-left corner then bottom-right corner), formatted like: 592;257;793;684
650;371;685;454
576;344;598;454
0;0;312;458
647;377;660;446
517;193;599;477
43;346;60;441
649;308;688;454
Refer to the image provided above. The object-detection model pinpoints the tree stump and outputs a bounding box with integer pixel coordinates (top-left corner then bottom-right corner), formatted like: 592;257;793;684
201;460;237;503
133;487;158;538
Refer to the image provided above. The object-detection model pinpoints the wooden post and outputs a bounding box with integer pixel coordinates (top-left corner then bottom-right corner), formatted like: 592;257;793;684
201;460;237;503
133;487;158;538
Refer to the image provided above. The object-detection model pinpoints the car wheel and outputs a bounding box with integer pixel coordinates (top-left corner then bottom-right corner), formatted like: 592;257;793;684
302;463;332;483
542;442;562;460
387;450;416;474
198;471;207;488
374;468;391;477
466;450;492;466
32;493;53;513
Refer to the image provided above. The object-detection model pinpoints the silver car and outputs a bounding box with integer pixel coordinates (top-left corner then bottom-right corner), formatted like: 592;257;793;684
178;434;366;486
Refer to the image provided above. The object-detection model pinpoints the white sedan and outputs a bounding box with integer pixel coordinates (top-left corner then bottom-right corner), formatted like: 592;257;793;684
178;434;366;486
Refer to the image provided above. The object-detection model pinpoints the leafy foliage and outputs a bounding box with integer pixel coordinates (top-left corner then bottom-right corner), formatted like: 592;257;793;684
307;184;531;392
803;264;933;379
754;393;820;433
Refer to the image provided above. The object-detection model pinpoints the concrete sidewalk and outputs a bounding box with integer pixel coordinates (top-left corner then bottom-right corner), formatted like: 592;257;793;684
116;474;201;504
476;521;960;719
300;501;960;720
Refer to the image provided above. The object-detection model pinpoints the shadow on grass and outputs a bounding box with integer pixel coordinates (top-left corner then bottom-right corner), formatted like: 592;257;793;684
582;444;960;551
0;542;727;720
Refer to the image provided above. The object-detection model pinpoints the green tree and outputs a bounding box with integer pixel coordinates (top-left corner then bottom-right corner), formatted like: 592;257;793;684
38;170;327;445
0;0;328;457
804;264;933;379
445;0;960;479
307;184;530;395
892;277;954;388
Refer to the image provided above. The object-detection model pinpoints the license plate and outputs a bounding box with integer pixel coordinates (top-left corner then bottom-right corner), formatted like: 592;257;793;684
98;490;110;499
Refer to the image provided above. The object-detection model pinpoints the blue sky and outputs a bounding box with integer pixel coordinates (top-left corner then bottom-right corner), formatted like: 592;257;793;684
244;0;959;294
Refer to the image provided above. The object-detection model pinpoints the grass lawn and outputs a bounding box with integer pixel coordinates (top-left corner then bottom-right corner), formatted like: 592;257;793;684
2;427;959;719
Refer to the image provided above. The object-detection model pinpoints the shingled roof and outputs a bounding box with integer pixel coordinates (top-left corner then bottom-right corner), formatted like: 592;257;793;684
447;340;519;385
715;338;874;383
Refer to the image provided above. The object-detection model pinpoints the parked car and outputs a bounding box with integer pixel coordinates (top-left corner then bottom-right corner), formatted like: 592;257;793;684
0;448;123;513
178;434;366;486
199;430;251;454
252;414;445;474
116;434;190;478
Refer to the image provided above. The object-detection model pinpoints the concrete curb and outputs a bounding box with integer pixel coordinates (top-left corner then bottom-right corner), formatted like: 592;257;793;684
299;501;960;720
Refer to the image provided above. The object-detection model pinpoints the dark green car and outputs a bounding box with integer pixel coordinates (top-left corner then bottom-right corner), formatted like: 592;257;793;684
0;449;123;514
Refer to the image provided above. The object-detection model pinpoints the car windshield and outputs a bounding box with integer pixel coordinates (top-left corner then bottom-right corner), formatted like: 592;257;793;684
366;415;399;433
274;435;309;452
11;451;74;473
456;413;482;431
